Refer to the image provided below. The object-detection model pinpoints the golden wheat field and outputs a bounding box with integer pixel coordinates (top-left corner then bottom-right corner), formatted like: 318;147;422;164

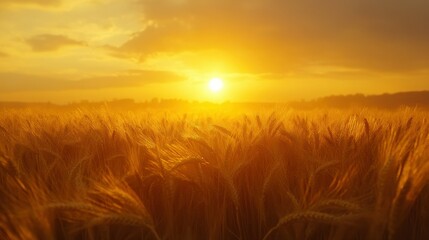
0;107;428;240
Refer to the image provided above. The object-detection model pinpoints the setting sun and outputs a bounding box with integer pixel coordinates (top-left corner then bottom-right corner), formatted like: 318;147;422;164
208;77;224;93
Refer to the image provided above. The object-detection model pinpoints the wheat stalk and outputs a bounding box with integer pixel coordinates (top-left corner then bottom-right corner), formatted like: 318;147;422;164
262;211;348;240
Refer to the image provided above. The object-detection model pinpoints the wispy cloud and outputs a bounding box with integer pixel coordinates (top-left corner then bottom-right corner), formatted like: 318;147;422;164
25;34;84;52
0;51;8;57
0;70;185;92
0;0;62;8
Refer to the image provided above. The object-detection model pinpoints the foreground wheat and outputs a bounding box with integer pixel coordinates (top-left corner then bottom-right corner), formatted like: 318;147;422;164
0;108;428;240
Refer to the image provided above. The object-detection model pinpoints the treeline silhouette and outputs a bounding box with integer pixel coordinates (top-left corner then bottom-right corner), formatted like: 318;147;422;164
1;91;428;110
290;91;429;109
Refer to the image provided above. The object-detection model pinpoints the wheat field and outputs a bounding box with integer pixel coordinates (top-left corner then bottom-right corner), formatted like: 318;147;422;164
0;107;428;240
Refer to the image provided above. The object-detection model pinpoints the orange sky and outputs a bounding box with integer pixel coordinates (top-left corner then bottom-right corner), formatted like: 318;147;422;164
0;0;428;103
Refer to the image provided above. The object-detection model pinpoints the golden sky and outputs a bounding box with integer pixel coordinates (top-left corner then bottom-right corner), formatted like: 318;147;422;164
0;0;428;103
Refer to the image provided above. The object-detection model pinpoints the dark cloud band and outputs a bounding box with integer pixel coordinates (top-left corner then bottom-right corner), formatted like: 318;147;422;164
0;71;185;92
112;0;429;73
25;34;83;52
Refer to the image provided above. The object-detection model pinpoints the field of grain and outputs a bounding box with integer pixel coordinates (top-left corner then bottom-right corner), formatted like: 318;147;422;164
0;108;428;240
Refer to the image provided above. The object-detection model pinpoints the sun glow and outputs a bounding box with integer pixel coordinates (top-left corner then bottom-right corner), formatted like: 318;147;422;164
208;77;224;93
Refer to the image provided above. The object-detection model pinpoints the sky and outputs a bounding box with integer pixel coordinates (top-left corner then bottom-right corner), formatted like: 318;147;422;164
0;0;428;103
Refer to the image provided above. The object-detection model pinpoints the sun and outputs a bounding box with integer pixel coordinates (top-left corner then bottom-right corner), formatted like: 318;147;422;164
208;77;224;93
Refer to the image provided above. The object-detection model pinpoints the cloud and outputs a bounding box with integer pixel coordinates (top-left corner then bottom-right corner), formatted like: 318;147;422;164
0;0;61;8
0;51;8;57
25;34;84;52
0;70;185;92
113;0;429;73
